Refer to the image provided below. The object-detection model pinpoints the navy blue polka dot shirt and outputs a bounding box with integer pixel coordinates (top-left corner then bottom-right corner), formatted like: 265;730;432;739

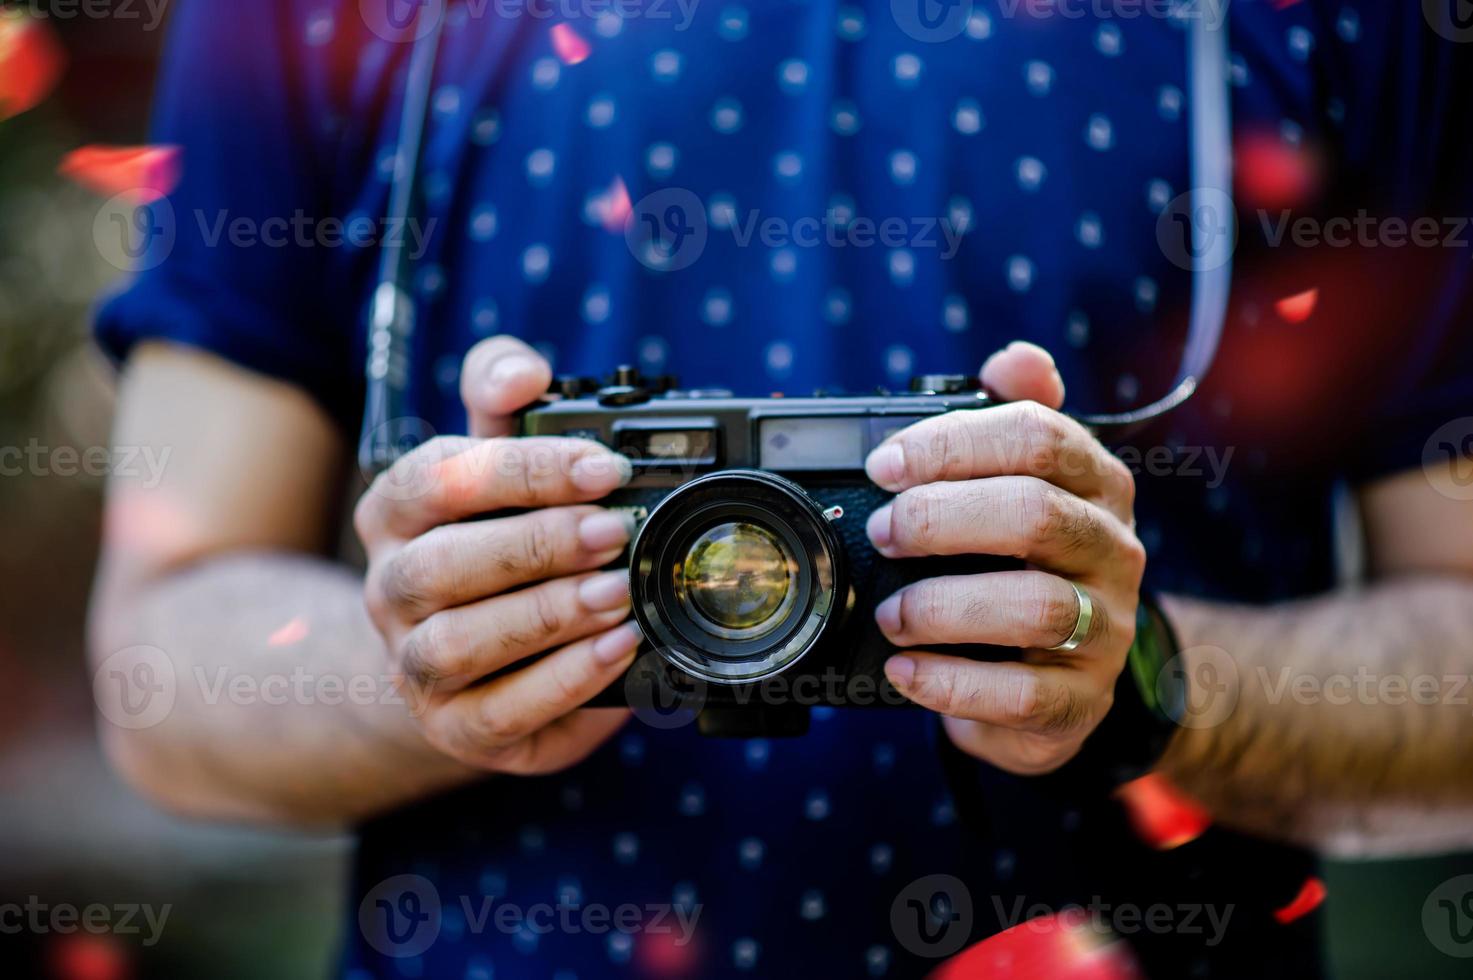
98;1;1473;976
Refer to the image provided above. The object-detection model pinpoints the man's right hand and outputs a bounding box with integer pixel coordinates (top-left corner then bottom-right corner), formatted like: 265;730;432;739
354;337;641;776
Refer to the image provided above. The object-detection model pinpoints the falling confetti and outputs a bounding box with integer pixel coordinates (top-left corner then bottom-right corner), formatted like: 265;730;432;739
550;23;591;66
637;929;702;977
932;911;1142;980
46;933;132;980
1273;876;1326;924
1274;287;1319;324
58;144;182;204
267;616;312;648
1235;131;1321;210
599;175;633;234
1115;773;1212;850
0;12;66;121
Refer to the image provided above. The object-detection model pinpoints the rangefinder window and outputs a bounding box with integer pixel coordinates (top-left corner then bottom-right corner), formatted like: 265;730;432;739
757;417;868;471
613;421;719;467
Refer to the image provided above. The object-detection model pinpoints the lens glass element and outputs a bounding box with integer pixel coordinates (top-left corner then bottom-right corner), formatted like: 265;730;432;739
678;522;798;639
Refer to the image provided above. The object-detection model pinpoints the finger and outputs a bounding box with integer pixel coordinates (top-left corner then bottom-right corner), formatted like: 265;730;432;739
356;435;632;544
399;570;633;692
875;571;1110;652
865;401;1134;521
370;506;635;622
940;716;1086;776
461;335;554;439
884;653;1098;735
489;708;631;776
867;476;1144;578
429;622;642;754
979;341;1065;409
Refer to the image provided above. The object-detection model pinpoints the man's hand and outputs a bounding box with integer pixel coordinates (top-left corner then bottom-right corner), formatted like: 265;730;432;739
867;342;1145;774
355;336;641;776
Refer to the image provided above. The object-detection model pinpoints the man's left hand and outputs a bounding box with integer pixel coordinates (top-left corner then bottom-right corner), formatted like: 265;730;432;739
867;342;1145;774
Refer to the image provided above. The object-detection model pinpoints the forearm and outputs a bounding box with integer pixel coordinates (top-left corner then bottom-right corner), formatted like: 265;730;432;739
89;552;479;829
1158;576;1473;853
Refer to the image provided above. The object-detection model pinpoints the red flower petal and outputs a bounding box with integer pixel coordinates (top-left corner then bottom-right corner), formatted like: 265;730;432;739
600;175;633;234
1274;876;1327;925
0;13;67;121
1274;287;1319;324
46;933;132;980
637;929;703;977
1235;131;1322;211
550;23;591;66
1115;773;1212;850
267;616;311;648
58;144;182;203
932;912;1142;980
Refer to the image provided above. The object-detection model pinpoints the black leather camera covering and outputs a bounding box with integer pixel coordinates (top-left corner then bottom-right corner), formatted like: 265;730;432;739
588;481;1020;714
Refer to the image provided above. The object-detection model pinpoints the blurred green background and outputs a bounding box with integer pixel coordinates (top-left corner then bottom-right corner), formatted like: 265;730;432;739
0;6;346;978
1;3;1470;978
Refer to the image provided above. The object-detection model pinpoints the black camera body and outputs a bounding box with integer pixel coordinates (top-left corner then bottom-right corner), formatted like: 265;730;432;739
520;369;1014;736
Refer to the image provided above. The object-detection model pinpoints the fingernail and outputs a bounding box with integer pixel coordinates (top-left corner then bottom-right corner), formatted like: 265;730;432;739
593;622;643;666
570;453;634;493
865;443;905;489
578;570;630;612
1007;340;1056;370
875;593;903;637
579;511;634;553
866;504;893;551
488;355;538;389
885;655;916;690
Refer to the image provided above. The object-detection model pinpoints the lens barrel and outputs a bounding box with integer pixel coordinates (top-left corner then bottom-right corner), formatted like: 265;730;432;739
629;471;847;685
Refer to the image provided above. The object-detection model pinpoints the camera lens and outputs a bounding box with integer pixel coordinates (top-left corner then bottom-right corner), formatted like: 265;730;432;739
629;470;848;685
678;522;798;639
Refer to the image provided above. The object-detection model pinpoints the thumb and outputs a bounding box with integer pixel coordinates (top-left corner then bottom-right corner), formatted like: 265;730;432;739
979;341;1066;410
460;335;554;438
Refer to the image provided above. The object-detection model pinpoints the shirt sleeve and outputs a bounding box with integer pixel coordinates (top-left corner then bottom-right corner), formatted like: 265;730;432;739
93;0;361;426
1326;4;1473;484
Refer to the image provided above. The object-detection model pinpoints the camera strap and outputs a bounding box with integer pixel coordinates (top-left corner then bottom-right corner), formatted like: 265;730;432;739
358;6;447;475
1077;12;1234;430
359;10;1236;470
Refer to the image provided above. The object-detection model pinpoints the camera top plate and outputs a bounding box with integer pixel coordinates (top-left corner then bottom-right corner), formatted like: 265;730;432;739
520;367;992;483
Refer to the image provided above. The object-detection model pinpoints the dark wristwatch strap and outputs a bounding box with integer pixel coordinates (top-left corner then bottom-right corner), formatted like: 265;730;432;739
1072;594;1186;787
1129;595;1188;733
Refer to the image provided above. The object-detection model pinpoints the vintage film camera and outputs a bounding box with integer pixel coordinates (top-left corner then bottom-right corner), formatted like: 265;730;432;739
521;368;1014;736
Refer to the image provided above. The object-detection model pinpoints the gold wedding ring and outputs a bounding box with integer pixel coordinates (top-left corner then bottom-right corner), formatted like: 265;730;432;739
1047;582;1094;653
